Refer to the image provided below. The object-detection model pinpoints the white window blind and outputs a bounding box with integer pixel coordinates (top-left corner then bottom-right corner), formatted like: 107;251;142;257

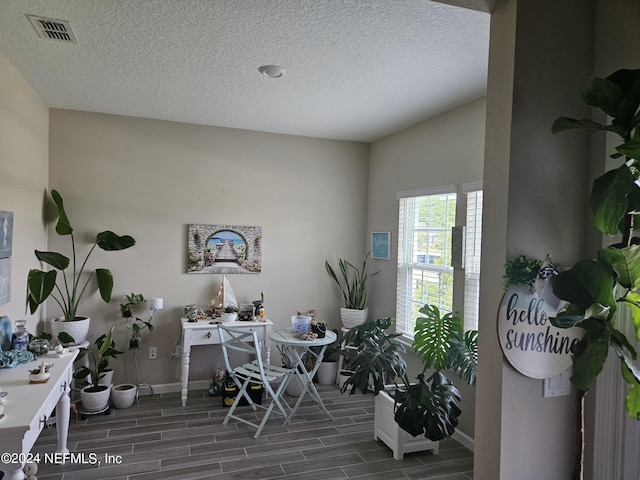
463;185;483;331
396;187;456;337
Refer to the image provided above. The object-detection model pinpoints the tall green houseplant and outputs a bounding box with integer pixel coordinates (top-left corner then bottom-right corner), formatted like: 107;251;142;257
325;252;379;310
551;68;640;479
27;190;136;321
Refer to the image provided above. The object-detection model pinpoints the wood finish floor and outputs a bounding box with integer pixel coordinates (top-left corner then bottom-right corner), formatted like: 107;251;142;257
32;384;474;480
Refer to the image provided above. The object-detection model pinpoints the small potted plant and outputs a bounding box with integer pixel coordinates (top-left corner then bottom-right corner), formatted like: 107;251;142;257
221;306;238;323
73;327;122;412
119;292;145;318
325;252;379;328
128;316;154;349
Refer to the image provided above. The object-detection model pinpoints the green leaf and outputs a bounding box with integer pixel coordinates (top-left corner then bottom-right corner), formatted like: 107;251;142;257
590;166;635;235
581;75;625;119
551;117;617;135
571;326;610;391
95;268;114;303
598;245;640;289
606;68;640;127
26;269;57;313
96;231;136;251
394;372;461;441
616;137;640;161
34;250;70;270
619;351;640;419
624;292;640;341
51;189;73;236
57;332;75;345
551;260;616;313
413;304;463;372
447;330;478;386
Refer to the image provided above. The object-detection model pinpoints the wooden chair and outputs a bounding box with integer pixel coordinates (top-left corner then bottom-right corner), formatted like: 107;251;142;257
218;325;294;438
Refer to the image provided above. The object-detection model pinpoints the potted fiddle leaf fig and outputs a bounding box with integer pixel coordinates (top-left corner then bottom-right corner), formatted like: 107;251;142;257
340;307;477;458
26;189;136;344
550;67;640;479
325;252;379;329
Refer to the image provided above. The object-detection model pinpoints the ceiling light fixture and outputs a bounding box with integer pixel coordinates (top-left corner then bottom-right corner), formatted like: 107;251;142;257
258;65;286;78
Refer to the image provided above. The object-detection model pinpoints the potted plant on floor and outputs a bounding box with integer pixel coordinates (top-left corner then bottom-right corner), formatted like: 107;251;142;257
550;67;640;479
74;326;122;412
26;190;136;344
341;307;477;459
316;329;340;385
325;252;379;329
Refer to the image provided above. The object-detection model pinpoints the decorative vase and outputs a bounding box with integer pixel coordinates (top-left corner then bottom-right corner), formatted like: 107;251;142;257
50;316;90;345
317;360;338;385
80;384;111;413
374;388;440;460
111;384;137;409
340;308;368;329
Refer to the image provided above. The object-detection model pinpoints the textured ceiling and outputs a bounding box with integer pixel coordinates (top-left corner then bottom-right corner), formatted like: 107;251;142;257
0;0;490;142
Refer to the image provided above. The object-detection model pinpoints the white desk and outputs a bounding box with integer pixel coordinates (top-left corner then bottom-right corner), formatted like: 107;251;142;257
180;318;273;407
0;350;78;480
269;329;337;423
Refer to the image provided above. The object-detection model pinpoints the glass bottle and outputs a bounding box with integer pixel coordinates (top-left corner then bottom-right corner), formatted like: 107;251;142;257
12;319;28;351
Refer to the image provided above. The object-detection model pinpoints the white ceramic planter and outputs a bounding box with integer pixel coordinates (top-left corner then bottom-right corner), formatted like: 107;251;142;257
340;308;368;329
221;312;238;323
286;375;304;396
50;316;90;345
98;369;114;387
374;388;439;460
111;384;137;409
317;360;338;385
80;385;111;413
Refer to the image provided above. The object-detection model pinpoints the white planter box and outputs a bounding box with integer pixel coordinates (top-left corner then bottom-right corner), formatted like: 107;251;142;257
374;389;439;460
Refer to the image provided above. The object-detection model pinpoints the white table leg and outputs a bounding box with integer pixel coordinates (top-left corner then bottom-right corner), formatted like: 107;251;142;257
56;380;71;453
181;348;190;407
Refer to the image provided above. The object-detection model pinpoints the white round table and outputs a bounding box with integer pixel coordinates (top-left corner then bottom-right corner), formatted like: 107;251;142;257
269;329;337;423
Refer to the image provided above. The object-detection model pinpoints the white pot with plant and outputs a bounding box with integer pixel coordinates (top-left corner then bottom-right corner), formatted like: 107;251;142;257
26;190;136;345
74;327;122;412
325;252;379;329
221;306;238;323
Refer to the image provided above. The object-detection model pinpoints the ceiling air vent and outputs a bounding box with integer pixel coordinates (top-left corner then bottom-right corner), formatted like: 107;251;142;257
26;15;77;44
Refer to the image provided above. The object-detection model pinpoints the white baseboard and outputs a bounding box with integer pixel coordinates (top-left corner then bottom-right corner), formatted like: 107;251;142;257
452;429;475;452
139;380;210;396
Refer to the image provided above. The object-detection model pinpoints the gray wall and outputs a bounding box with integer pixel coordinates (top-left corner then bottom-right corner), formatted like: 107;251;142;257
47;109;370;385
0;53;49;334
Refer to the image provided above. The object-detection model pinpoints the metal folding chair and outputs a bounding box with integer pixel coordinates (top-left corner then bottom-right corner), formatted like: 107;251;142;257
218;325;294;438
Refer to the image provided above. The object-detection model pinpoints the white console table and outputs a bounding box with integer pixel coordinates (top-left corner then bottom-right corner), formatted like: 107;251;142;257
0;350;78;480
180;318;273;407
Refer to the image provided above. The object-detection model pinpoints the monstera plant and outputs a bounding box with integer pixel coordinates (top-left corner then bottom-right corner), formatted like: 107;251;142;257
551;68;640;479
341;306;477;442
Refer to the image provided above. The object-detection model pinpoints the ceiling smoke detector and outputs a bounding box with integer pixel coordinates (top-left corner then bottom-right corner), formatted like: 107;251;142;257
27;15;77;44
258;65;286;79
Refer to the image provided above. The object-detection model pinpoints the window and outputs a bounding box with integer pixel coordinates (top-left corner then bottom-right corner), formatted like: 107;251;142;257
463;183;483;331
396;186;456;337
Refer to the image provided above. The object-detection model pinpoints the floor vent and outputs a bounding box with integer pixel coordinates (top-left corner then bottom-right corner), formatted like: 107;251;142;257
26;15;77;44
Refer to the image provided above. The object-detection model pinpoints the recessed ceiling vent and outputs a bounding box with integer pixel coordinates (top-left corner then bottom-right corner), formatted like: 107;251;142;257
26;15;77;44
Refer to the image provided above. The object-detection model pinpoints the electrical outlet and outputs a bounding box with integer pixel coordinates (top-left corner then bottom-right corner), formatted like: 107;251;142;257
149;347;157;359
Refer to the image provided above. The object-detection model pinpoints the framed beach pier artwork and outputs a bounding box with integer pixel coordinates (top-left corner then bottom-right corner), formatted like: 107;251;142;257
187;224;262;274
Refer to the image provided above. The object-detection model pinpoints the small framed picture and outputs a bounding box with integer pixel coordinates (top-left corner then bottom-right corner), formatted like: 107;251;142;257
371;232;391;260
